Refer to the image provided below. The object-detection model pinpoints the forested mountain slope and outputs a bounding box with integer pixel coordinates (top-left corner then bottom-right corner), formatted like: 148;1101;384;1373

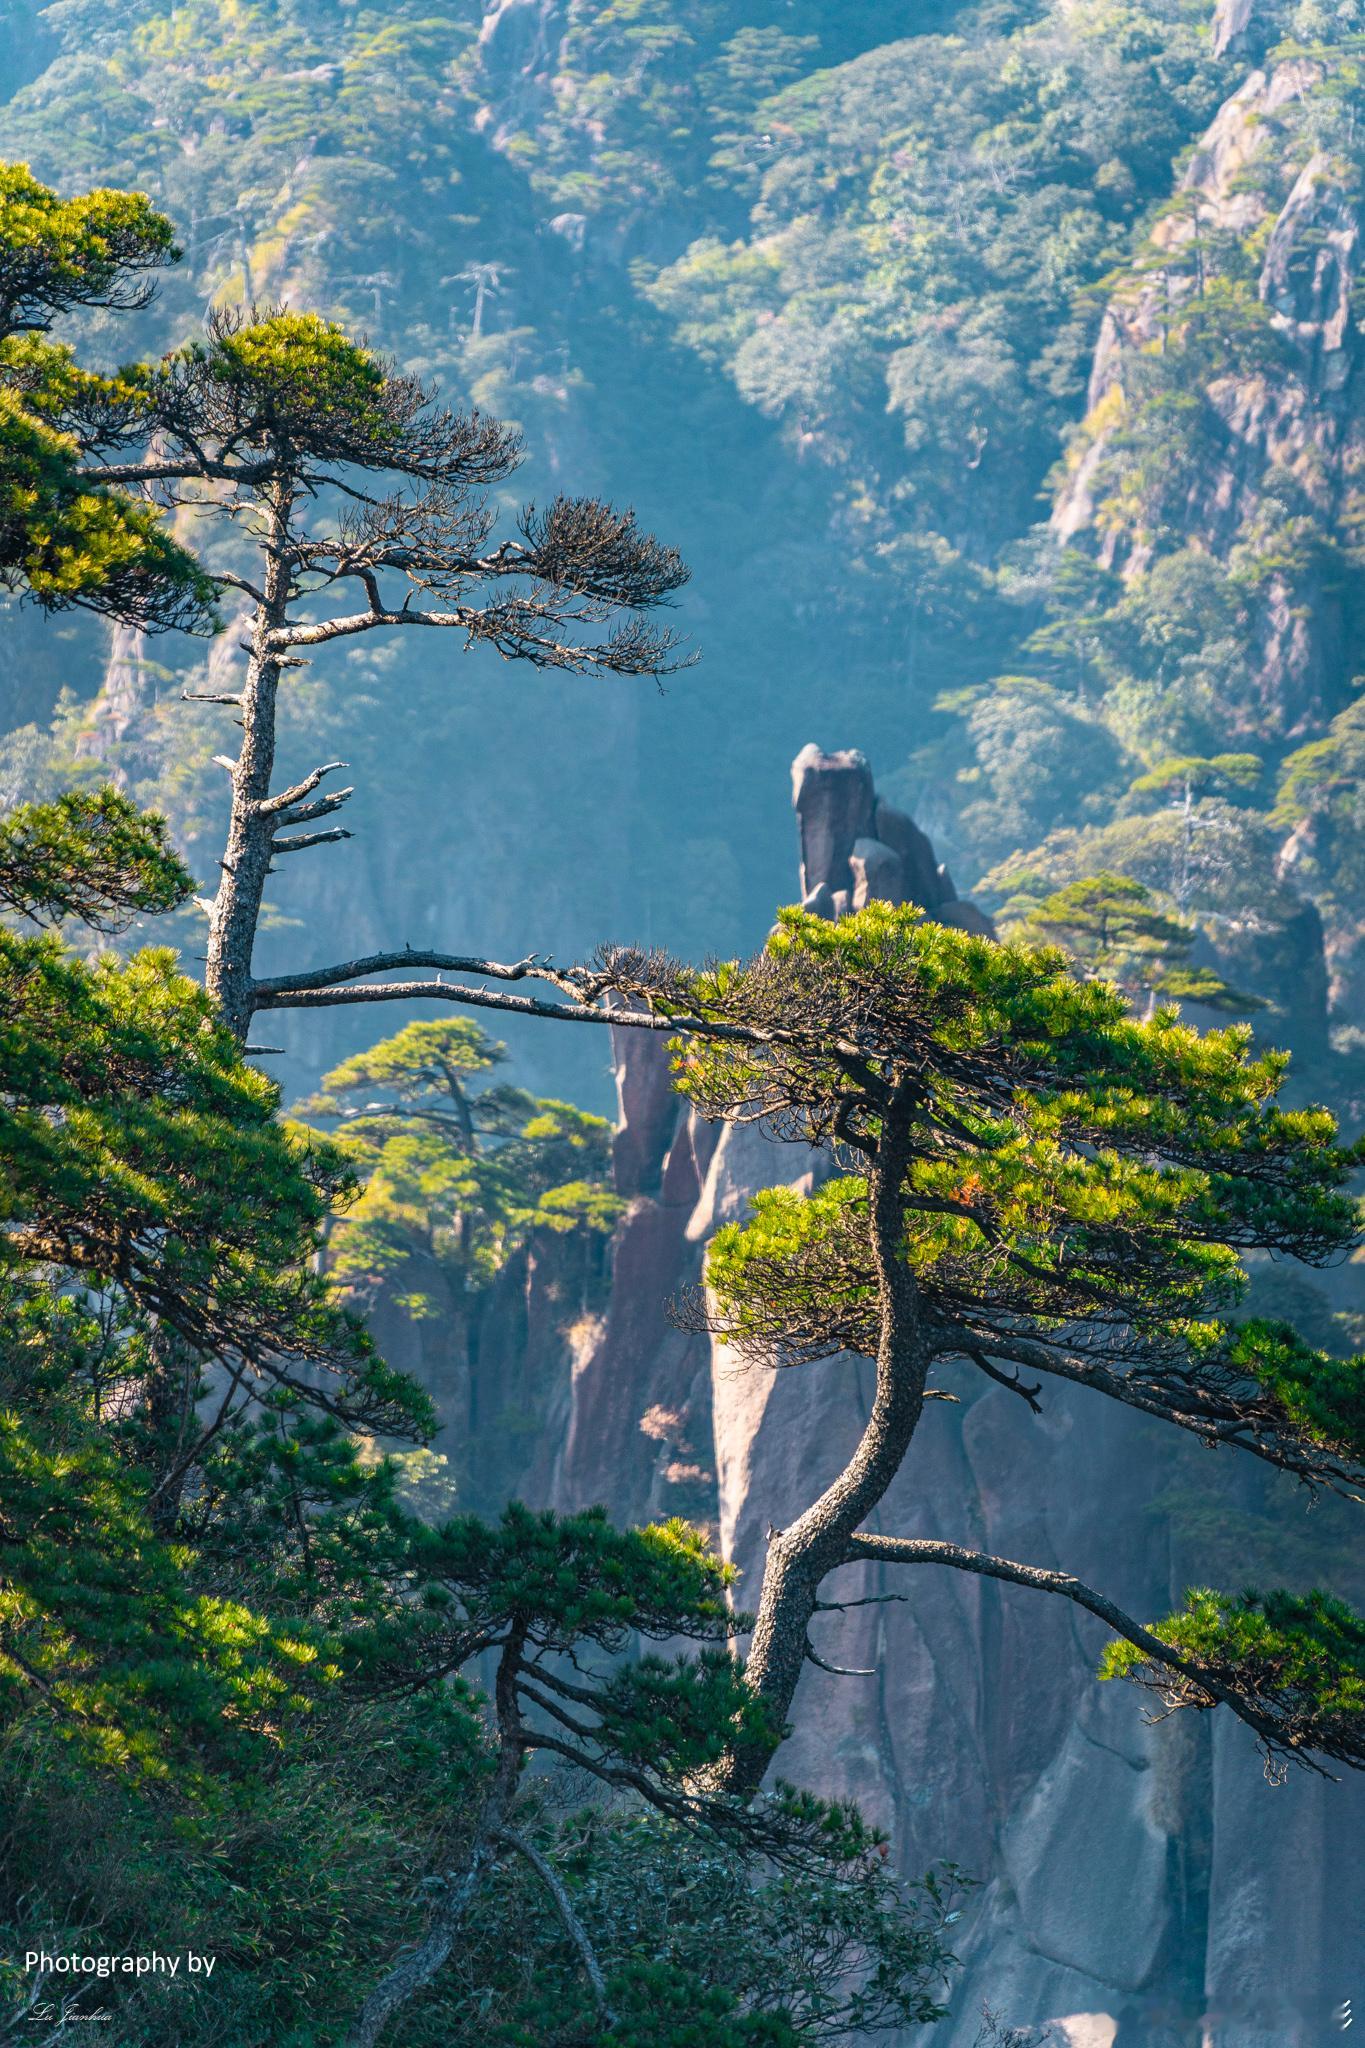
9;0;1364;1101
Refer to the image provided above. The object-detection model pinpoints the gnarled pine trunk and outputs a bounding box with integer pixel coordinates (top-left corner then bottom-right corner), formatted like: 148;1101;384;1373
722;1101;928;1797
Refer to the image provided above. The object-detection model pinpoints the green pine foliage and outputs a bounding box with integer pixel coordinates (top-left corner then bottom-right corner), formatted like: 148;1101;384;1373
1099;1587;1365;1777
0;162;217;629
526;1813;958;2046
297;1018;624;1511
3;4;1365;2026
0;783;191;928
1009;870;1256;1012
0;1277;326;1786
678;903;1360;1379
0;922;422;1434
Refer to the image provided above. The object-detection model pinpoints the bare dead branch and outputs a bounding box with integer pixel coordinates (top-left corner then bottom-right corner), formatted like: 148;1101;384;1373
271;828;353;854
812;1592;910;1613
258;761;350;816
248;966;758;1045
804;1642;876;1678
495;1829;614;2023
249;947;547;995
271;789;354;829
967;1349;1043;1413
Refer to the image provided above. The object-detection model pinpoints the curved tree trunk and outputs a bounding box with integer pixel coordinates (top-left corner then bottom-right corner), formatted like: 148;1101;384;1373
721;1096;929;1797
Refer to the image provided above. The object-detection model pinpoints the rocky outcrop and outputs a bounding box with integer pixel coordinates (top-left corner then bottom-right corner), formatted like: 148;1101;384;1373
1055;57;1322;499
1261;151;1360;370
792;743;994;933
472;0;565;151
1211;0;1258;58
360;1218;613;1515
1218;893;1332;1062
1053;47;1360;741
549;1103;718;1529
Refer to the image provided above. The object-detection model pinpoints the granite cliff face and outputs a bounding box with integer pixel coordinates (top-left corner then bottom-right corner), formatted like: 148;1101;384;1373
1052;30;1362;745
1044;0;1365;1067
542;744;1001;1536
466;747;1363;2047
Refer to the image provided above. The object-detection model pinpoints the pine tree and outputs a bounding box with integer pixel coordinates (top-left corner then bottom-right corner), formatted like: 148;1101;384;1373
1021;869;1254;1013
1;791;953;2046
60;288;689;1039
301;1017;623;1309
388;902;1365;1793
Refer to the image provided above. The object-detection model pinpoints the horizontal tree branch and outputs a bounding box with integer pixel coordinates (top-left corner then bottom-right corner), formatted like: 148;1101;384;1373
943;1330;1364;1495
270;603;481;649
266;601;682;676
258;761;350;816
272;828;353;854
271;788;354;829
250;977;746;1034
249;947;546;995
843;1533;1330;1773
248;964;756;1042
79;457;275;488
